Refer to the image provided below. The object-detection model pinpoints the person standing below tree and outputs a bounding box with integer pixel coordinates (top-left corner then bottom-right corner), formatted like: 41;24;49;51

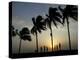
46;47;48;52
59;43;61;51
40;46;43;52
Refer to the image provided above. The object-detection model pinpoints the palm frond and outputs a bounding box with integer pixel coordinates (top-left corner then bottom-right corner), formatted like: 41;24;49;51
52;19;57;28
62;16;66;25
54;12;62;18
46;7;62;28
32;17;36;26
58;6;64;13
36;15;43;23
49;7;57;17
12;31;16;36
31;15;46;35
31;26;36;35
70;15;78;20
20;27;31;41
59;5;78;25
44;18;51;29
37;27;42;33
54;16;62;23
11;25;16;36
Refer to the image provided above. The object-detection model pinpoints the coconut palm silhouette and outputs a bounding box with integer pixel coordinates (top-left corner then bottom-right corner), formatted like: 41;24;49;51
45;7;62;52
16;27;32;54
31;15;46;53
58;5;78;50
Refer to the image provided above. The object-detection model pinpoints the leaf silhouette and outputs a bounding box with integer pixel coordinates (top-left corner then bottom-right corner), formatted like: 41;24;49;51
19;27;31;41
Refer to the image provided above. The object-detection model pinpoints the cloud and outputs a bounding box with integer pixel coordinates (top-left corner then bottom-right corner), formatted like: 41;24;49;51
12;16;32;30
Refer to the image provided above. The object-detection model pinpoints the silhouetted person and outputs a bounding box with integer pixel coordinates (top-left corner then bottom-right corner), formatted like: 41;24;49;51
44;46;46;52
59;43;61;50
40;46;43;52
46;47;48;52
56;45;58;51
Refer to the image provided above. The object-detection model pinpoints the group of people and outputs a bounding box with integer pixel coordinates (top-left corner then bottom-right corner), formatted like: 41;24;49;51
35;43;61;53
40;46;48;52
54;43;61;51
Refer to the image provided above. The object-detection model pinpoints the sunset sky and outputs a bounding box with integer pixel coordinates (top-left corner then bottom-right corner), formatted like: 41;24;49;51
12;2;78;53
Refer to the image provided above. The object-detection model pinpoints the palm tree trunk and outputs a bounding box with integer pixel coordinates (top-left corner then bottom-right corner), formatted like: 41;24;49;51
50;26;53;52
35;31;38;52
66;19;71;50
19;39;22;54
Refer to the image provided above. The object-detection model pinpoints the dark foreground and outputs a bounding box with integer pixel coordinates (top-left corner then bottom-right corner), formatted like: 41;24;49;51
9;50;78;59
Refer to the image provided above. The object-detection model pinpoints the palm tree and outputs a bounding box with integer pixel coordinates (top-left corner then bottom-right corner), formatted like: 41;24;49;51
45;7;62;52
16;27;32;54
31;15;46;53
58;5;78;50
